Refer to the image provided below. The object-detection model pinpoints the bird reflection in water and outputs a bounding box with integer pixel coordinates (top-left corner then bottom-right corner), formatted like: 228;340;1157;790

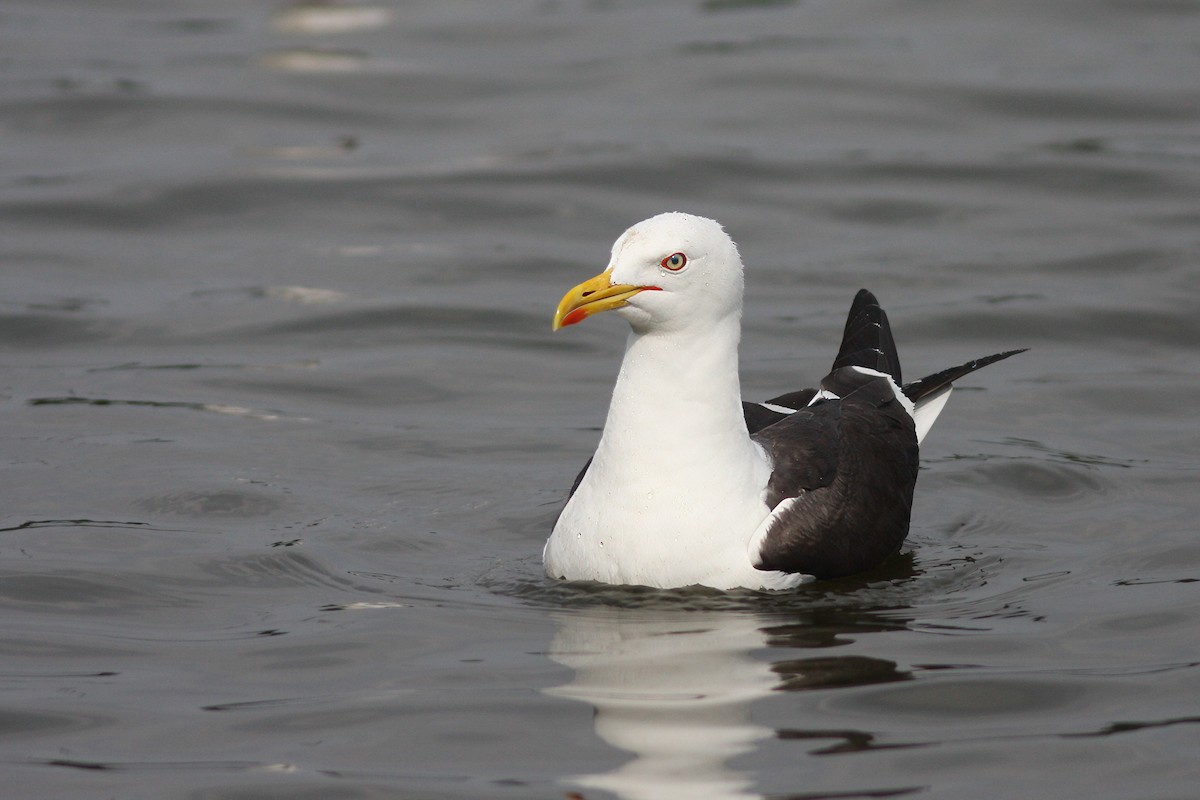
544;591;913;800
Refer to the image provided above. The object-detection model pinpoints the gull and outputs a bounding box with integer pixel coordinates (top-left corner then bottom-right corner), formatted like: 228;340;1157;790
545;212;1022;590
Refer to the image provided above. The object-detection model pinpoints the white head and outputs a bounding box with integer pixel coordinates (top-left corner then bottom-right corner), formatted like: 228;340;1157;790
553;212;745;335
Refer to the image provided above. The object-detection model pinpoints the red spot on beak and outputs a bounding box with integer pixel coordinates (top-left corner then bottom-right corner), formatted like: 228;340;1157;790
561;308;589;327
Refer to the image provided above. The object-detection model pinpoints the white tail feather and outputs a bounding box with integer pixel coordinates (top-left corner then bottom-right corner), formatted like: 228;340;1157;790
913;386;953;444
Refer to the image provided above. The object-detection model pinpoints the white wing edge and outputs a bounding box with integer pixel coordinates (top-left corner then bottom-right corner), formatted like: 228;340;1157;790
746;496;816;589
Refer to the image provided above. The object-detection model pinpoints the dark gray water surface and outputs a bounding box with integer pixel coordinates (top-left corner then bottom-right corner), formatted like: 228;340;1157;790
3;1;1200;798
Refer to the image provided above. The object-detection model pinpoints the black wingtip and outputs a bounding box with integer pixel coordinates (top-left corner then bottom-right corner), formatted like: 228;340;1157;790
831;288;902;383
902;348;1027;403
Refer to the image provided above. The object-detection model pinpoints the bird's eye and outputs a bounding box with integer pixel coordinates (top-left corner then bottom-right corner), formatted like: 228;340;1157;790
661;252;687;271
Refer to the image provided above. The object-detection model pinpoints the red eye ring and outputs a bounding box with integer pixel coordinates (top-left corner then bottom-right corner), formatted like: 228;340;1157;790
661;252;687;271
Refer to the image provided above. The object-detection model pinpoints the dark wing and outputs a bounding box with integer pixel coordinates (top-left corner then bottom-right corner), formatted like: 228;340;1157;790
746;288;1024;578
748;289;915;579
758;289;897;419
762;388;817;413
903;349;1027;403
831;289;902;382
751;368;918;579
744;399;798;434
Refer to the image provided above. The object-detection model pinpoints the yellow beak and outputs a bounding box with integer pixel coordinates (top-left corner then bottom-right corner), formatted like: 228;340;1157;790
552;270;659;331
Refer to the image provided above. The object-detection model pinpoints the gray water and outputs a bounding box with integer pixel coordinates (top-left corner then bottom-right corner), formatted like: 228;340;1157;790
3;1;1200;798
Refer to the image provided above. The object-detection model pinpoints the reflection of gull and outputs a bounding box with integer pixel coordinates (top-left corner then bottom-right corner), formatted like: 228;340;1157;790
545;606;774;800
271;3;393;34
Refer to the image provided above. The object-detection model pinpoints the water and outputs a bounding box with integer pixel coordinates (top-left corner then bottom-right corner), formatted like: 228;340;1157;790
3;1;1199;797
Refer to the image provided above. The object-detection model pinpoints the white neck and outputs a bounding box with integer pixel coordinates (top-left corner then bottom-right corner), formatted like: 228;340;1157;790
595;315;755;473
